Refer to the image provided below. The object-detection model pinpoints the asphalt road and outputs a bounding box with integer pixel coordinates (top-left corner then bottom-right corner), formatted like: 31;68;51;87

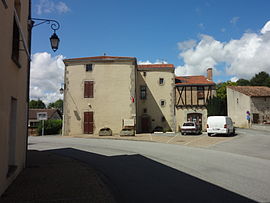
28;129;270;203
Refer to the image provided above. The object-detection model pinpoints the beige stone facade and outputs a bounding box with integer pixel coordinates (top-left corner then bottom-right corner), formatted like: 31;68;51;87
0;0;31;195
136;65;175;133
227;86;270;128
63;56;137;136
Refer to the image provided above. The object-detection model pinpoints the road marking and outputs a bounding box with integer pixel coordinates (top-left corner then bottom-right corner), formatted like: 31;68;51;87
183;136;205;146
166;134;178;143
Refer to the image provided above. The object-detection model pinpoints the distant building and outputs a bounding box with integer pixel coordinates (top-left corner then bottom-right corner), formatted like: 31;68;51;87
227;86;270;128
175;68;216;131
0;0;31;195
28;109;62;127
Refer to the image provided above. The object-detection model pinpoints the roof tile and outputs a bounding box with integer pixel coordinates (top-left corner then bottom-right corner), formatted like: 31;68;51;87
175;76;215;85
227;86;270;97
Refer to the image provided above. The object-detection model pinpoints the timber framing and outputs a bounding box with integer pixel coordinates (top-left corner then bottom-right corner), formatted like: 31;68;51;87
175;85;214;108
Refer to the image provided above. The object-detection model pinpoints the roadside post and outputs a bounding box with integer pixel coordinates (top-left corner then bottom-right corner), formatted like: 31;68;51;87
37;112;48;136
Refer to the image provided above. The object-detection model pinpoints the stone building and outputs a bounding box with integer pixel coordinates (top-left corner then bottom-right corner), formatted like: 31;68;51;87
0;0;31;195
175;68;216;131
227;86;270;128
136;64;175;133
63;56;137;136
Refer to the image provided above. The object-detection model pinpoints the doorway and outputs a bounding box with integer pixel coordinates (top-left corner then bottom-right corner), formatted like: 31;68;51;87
84;112;94;134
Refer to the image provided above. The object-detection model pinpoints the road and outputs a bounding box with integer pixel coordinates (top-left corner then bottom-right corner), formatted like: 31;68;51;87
28;128;270;202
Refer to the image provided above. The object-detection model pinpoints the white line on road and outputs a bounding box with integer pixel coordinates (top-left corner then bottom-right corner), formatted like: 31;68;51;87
166;134;178;143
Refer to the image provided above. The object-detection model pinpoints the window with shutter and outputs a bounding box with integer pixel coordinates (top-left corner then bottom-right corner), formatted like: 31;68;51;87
84;81;94;98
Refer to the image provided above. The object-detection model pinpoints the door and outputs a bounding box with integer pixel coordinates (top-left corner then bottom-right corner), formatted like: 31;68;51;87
84;112;93;134
253;113;259;124
141;116;150;133
187;113;202;130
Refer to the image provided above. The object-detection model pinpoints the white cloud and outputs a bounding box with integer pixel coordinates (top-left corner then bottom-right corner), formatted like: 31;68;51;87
175;20;270;80
30;52;64;105
230;77;238;82
36;0;70;15
230;17;240;25
138;59;168;65
261;21;270;34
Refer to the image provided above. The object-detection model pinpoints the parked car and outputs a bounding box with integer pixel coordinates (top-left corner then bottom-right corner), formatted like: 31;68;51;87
181;122;201;135
207;116;235;136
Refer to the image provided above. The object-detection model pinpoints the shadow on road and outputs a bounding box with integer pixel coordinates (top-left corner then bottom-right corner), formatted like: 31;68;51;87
48;148;254;203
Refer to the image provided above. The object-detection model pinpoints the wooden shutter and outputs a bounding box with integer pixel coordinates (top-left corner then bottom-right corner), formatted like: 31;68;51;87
84;81;94;98
84;112;94;134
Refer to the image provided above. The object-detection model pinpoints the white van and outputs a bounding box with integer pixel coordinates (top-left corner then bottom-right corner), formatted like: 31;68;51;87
207;116;235;136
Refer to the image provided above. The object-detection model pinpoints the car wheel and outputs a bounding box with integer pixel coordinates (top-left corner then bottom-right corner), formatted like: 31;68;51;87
208;133;212;137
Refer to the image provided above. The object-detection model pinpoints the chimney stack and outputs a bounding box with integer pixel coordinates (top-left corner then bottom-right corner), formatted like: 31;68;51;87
207;68;213;81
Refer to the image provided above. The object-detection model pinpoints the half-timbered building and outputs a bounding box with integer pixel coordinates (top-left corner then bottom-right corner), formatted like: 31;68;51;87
175;68;216;131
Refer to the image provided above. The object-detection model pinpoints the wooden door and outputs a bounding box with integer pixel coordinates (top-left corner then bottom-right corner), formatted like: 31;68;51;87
141;116;150;133
84;112;93;134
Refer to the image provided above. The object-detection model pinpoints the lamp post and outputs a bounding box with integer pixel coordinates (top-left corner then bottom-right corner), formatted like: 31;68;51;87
31;18;60;52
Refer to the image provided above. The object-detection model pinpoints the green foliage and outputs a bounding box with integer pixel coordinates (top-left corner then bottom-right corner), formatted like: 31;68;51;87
216;81;237;100
29;99;46;109
37;119;62;135
236;78;250;86
48;99;63;111
250;71;270;87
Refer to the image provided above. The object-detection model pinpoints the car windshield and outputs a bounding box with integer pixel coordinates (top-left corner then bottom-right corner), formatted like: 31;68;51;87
183;123;195;126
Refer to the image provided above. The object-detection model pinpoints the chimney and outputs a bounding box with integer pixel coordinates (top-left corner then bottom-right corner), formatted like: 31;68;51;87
207;68;213;81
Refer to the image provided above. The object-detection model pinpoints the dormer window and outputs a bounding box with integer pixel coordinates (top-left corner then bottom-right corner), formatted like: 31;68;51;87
86;64;93;71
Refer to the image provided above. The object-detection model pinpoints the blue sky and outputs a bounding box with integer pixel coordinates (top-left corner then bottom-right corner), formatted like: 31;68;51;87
30;0;270;103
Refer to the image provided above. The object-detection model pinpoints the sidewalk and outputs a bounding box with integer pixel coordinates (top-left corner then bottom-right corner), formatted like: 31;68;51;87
0;150;115;203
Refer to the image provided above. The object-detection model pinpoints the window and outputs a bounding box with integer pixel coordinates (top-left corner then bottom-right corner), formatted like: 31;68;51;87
160;100;166;107
143;108;147;113
143;72;147;77
140;86;147;100
84;81;94;98
11;16;20;66
197;86;204;99
159;78;164;85
86;64;93;71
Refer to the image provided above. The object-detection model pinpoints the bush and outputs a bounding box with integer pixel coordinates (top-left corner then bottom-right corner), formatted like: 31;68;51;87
37;120;62;135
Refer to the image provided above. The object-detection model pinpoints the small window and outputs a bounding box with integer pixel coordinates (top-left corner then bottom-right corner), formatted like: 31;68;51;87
161;116;166;122
237;98;239;104
143;72;147;77
143;108;147;113
86;64;93;71
159;78;164;85
140;86;147;100
160;100;166;107
197;86;204;99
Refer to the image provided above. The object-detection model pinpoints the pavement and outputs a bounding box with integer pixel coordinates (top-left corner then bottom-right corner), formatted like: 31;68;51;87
0;130;250;202
0;150;116;203
70;132;235;148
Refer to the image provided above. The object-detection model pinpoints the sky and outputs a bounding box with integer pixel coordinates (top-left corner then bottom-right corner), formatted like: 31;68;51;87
30;0;270;104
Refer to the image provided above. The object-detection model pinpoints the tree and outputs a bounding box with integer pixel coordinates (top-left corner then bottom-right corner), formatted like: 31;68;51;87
216;81;237;100
48;99;63;111
29;99;46;109
250;71;270;87
236;78;250;86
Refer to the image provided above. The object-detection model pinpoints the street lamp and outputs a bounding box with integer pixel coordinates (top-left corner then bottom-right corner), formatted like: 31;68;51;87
31;18;60;52
59;87;64;95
